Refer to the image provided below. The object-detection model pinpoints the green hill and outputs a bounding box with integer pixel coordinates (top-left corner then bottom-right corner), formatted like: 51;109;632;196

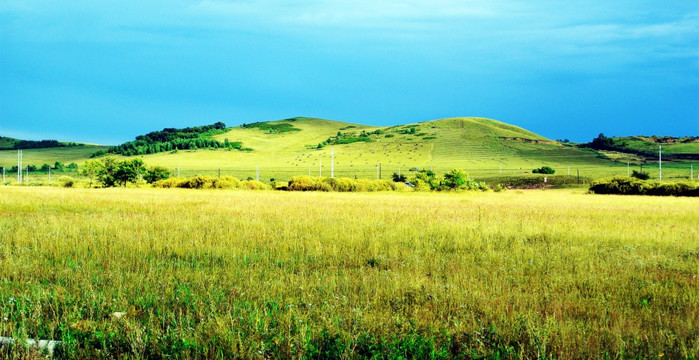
1;117;697;182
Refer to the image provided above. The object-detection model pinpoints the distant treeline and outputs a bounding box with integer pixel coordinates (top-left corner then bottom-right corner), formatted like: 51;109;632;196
93;122;248;157
0;137;82;150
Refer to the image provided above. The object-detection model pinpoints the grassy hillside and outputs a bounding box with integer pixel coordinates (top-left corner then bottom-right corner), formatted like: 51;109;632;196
609;136;699;157
0;136;18;149
2;117;697;182
0;145;109;168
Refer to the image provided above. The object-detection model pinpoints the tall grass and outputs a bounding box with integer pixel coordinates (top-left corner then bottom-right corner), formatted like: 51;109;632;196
0;187;697;359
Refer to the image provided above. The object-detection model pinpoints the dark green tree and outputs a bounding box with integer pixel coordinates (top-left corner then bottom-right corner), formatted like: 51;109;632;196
114;159;144;187
144;165;170;183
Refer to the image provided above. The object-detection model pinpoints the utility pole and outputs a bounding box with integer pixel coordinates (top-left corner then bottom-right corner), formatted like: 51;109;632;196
568;165;570;176
256;164;259;181
691;164;694;181
17;150;22;183
331;148;334;178
26;165;29;183
319;158;322;177
577;169;580;184
379;163;382;180
659;145;662;181
376;164;379;180
2;167;4;184
627;162;630;177
49;167;51;182
177;165;180;177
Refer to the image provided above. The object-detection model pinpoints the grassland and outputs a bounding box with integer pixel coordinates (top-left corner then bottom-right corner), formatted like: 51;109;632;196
0;186;697;359
1;117;697;182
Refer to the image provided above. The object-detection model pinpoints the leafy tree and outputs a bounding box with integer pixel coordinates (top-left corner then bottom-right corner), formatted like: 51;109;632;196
144;166;170;183
441;169;468;189
40;163;51;172
80;160;104;188
96;157;119;187
114;159;144;186
53;161;64;171
587;133;615;150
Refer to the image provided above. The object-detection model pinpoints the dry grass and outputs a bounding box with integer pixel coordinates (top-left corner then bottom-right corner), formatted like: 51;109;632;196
0;187;697;359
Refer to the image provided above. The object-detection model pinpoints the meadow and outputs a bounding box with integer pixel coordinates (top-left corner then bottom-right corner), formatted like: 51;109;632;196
0;186;697;359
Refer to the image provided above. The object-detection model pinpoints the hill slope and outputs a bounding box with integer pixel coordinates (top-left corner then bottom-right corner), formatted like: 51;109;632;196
108;117;647;180
2;117;696;181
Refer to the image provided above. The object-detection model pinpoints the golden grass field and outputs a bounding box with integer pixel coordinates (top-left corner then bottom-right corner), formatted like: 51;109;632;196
0;186;697;359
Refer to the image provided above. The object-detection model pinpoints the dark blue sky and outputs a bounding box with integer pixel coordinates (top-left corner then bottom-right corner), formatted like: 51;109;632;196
1;0;697;145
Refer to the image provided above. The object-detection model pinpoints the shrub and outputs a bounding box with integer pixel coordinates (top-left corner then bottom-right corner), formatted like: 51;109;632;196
324;177;358;192
288;176;326;191
631;170;650;180
212;176;241;189
153;178;182;188
240;180;270;190
59;176;75;188
152;176;247;190
411;179;432;192
355;179;394;192
532;166;555;174
589;177;699;197
392;173;407;183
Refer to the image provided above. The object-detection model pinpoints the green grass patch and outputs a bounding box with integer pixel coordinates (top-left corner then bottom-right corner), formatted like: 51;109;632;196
242;120;301;134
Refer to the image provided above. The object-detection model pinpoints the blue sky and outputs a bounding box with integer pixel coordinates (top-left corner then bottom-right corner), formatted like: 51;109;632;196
1;0;697;144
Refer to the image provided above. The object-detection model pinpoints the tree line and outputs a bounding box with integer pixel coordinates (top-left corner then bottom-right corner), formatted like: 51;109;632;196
92;122;247;157
6;161;77;172
0;138;84;150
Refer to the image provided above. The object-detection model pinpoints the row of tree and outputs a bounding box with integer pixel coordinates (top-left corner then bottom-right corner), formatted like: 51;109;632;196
393;169;489;191
92;122;242;157
5;161;77;172
97;138;243;157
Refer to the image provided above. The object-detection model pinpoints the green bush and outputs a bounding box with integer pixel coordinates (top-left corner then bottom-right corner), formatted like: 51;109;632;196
589;177;699;197
441;169;468;190
631;170;650;180
532;166;555;174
